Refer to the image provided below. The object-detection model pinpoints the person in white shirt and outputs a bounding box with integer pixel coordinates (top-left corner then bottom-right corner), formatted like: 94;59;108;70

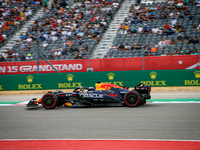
51;30;57;35
51;35;58;41
26;37;32;43
112;2;119;8
42;41;48;48
120;29;127;35
134;4;140;10
54;50;62;57
138;26;143;33
158;39;165;49
152;27;159;34
66;30;71;36
171;18;177;25
2;51;8;59
57;18;62;24
26;54;33;61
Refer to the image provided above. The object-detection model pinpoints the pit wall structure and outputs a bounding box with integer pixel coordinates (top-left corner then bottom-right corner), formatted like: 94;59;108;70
0;69;200;91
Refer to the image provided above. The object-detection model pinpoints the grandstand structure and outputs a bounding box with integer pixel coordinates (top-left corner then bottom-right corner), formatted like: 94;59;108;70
0;0;199;62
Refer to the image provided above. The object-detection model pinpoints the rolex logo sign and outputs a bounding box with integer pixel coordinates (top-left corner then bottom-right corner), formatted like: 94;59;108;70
194;70;200;79
149;71;157;80
67;74;74;82
26;75;34;83
107;73;115;81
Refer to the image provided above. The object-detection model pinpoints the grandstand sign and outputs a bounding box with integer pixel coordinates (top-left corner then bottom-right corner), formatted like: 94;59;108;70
0;55;199;75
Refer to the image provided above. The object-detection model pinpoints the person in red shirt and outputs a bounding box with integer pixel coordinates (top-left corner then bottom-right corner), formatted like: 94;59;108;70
164;22;170;30
0;34;4;42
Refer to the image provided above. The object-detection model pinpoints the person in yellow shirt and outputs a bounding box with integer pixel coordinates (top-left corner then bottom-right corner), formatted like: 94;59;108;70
124;25;129;30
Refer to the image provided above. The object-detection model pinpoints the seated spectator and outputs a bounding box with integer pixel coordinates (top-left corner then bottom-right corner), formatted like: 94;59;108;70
42;41;48;48
171;38;176;45
26;54;33;61
177;34;183;42
187;14;194;20
158;27;163;34
144;44;150;53
61;49;67;56
20;33;26;41
138;25;143;33
194;36;199;44
40;53;47;60
179;48;185;55
168;52;173;56
6;50;13;59
67;40;74;47
165;37;171;46
171;17;177;25
164;22;171;31
183;34;189;41
132;28;137;35
133;42;142;51
0;54;5;62
118;43;125;51
109;44;115;51
48;52;54;60
73;46;79;53
0;34;5;42
51;35;58;42
152;27;159;34
174;48;180;55
158;39;166;49
54;49;62;57
188;37;194;45
151;45;157;55
74;52;82;59
160;51;167;56
142;24;151;34
124;43;130;51
12;50;19;59
185;48;191;55
130;44;134;51
191;48;198;55
119;28;127;36
21;54;26;61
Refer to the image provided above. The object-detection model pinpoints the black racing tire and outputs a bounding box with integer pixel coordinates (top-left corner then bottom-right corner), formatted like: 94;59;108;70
41;93;58;109
124;90;141;107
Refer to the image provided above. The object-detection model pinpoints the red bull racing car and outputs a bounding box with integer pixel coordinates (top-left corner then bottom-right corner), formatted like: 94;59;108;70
27;82;151;109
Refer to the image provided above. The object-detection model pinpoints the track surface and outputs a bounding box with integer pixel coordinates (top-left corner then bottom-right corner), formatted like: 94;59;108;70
0;103;200;140
0;92;200;140
0;92;200;149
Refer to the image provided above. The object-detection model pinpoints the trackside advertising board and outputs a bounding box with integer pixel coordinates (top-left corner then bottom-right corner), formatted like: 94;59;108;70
0;55;199;75
0;69;199;91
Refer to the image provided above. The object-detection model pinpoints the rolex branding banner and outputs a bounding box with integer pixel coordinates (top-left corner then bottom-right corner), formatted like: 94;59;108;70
0;69;199;91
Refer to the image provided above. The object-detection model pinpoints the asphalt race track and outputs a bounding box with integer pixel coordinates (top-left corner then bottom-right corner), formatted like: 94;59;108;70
0;92;200;140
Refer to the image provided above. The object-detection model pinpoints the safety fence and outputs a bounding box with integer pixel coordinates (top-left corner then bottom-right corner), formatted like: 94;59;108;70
0;55;199;75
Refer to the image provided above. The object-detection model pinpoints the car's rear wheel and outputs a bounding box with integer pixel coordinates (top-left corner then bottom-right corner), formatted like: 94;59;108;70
124;90;141;107
41;93;58;109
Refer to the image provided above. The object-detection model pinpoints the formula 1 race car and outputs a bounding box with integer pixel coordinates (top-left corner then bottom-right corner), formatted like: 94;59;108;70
27;82;151;109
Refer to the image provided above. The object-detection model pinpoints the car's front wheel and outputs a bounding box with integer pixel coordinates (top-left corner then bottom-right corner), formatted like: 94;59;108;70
124;90;141;107
41;93;58;109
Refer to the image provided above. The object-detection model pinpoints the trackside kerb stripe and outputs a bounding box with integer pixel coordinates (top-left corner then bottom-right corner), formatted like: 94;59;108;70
0;139;199;150
0;99;200;106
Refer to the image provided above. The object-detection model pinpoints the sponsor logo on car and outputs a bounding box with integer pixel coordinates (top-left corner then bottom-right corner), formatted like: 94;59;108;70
104;93;118;97
80;93;104;98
